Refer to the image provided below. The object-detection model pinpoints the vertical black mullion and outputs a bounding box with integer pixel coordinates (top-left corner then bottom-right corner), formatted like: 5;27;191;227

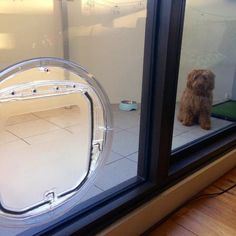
143;0;186;186
161;0;187;178
138;0;161;178
149;0;173;185
164;0;187;156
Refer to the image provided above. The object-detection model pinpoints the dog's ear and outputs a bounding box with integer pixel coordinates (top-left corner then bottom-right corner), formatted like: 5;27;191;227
187;70;197;89
205;70;215;90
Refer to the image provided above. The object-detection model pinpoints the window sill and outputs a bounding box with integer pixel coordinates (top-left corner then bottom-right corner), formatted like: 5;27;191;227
101;149;236;236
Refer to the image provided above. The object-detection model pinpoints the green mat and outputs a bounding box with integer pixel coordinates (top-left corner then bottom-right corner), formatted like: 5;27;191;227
212;100;236;121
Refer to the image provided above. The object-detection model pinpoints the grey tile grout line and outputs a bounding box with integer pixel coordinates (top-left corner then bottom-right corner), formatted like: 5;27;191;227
110;150;127;158
33;112;70;129
112;128;140;136
123;129;139;136
105;156;127;166
109;149;126;156
173;126;221;139
5;113;39;126
108;151;139;163
4;111;67;145
31;112;41;119
93;184;105;192
125;157;138;163
125;151;139;157
6;129;31;145
32;111;78;134
7;128;70;141
64;127;75;134
173;129;195;137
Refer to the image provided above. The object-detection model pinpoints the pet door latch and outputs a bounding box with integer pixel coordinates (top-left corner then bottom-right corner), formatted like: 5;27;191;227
93;142;102;152
90;141;103;171
45;190;57;204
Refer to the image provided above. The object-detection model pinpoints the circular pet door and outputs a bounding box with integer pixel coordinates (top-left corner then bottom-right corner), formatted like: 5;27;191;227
0;58;112;224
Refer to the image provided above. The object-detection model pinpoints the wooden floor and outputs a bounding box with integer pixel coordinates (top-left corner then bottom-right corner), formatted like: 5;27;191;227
148;168;236;236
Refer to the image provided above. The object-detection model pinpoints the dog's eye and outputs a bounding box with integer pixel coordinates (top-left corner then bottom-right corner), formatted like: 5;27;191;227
198;76;207;80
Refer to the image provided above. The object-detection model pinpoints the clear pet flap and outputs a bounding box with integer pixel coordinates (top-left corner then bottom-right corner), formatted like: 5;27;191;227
0;58;112;224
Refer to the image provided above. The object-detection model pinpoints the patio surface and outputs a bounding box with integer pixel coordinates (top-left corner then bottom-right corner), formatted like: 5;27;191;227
84;104;233;201
0;103;232;204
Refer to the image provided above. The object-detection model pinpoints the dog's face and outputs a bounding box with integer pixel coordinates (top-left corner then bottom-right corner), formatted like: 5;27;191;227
187;69;215;93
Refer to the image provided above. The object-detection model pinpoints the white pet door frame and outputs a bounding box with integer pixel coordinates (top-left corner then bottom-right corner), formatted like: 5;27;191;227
0;58;112;225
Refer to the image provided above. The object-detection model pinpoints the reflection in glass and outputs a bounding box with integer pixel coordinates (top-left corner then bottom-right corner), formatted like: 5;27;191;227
172;0;236;150
0;1;146;234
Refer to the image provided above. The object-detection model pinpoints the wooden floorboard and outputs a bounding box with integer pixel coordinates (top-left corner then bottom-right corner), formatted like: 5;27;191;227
148;167;236;236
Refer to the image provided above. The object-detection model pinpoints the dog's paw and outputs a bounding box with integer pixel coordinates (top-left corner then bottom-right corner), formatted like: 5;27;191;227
200;123;211;130
182;121;194;126
177;116;183;122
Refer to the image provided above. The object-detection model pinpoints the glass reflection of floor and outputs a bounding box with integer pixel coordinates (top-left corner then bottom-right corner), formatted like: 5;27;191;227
172;107;233;150
84;104;232;201
0;105;92;211
0;104;232;205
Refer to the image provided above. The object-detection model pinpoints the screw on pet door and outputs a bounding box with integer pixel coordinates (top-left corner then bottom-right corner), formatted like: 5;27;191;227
0;58;113;224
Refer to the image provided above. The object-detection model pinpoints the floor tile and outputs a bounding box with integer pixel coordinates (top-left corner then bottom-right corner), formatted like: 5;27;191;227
25;129;73;145
112;126;124;133
33;106;80;118
211;117;232;129
0;134;91;212
111;130;139;156
44;113;81;128
0;228;22;236
126;126;140;136
0;131;19;144
172;117;233;149
80;185;103;202
106;151;124;165
94;158;137;191
113;111;140;130
65;124;88;134
175;132;204;144
186;128;213;137
7;119;60;138
173;120;196;132
6;113;38;126
110;104;121;113
172;135;190;150
126;152;138;163
173;127;186;137
0;140;29;152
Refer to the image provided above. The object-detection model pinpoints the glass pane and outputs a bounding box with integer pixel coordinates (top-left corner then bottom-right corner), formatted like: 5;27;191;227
172;0;236;151
0;0;147;233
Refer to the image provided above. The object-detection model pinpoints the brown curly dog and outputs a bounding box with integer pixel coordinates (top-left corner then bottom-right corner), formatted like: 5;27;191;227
178;69;215;130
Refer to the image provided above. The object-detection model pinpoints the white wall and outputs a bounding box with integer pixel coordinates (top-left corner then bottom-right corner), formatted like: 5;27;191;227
67;1;146;104
0;1;146;105
0;0;63;70
2;0;234;104
177;0;236;103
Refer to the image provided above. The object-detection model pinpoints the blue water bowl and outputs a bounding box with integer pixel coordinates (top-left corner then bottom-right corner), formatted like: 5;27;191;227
119;100;138;111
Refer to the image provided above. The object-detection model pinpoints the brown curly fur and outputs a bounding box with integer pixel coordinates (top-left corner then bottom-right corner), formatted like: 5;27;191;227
178;69;215;130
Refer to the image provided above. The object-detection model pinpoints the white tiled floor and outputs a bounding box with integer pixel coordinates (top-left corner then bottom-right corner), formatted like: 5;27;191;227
89;103;232;200
172;111;233;150
0;103;233;206
0;105;91;211
7;119;60;138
